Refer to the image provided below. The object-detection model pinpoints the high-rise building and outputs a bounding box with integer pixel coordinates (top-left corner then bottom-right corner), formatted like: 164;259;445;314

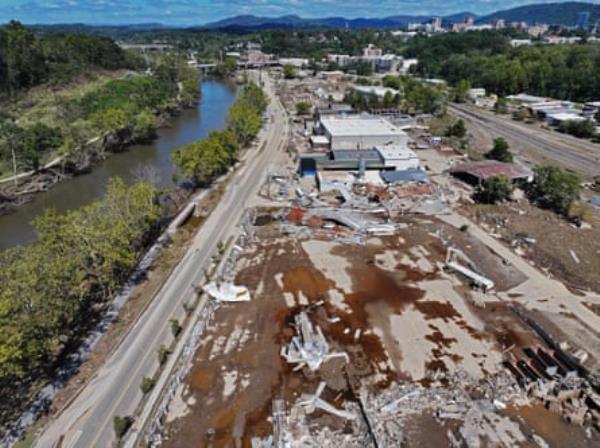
492;19;505;29
576;11;590;29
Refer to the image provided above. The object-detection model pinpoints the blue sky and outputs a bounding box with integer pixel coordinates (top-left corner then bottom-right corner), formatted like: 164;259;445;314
0;0;598;26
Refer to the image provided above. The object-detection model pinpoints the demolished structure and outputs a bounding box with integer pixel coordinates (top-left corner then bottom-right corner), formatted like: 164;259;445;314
445;246;495;292
298;382;356;420
281;312;349;371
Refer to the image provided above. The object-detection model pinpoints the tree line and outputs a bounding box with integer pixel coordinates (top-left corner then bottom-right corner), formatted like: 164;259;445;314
344;75;446;115
0;179;160;385
0;55;199;177
405;30;600;101
0;21;140;96
173;81;268;184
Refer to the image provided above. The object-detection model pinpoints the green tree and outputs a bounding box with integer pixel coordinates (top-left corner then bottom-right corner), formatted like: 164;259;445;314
382;75;402;90
382;91;395;108
213;57;237;78
170;319;182;338
172;130;238;184
295;101;311;115
529;165;581;216
453;79;471;103
474;176;513;204
227;103;262;146
494;97;508;114
283;64;295;79
90;107;128;133
132;109;156;140
0;178;160;381
20;123;63;171
559;120;596;139
180;78;201;106
140;376;156;394
4;21;46;92
113;415;132;439
157;345;170;366
485;137;513;163
445;119;466;138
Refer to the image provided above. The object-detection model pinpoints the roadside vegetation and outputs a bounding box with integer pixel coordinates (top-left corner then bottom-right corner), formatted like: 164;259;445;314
0;179;160;424
173;81;268;184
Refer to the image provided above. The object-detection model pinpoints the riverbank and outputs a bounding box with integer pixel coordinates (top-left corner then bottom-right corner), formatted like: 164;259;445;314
1;73;269;447
0;72;198;218
0;79;237;250
0;78;245;443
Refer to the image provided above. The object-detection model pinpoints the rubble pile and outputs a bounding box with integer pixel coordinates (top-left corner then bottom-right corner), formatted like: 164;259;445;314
276;370;529;447
281;312;349;371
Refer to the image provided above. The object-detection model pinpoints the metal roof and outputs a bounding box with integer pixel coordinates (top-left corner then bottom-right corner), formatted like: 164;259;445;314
332;150;382;161
374;144;418;161
321;116;406;138
381;168;429;184
449;161;533;181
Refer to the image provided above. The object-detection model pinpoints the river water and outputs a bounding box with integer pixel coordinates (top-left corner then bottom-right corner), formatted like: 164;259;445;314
0;79;237;250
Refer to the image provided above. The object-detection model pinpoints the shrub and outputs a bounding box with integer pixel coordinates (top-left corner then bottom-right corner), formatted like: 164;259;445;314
170;319;182;338
295;101;311;115
445;119;466;138
485;137;513;163
474;175;513;204
157;345;170;366
528;165;581;216
140;376;156;394
113;415;132;439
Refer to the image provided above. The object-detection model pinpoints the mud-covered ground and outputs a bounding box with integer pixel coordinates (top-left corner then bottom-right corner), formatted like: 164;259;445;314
162;216;597;447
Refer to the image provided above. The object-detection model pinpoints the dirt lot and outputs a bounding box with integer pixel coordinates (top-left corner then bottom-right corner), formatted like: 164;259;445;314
463;202;600;294
161;212;597;447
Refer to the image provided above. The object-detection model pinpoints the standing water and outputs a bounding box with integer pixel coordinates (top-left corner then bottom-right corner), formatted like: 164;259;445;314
0;79;237;250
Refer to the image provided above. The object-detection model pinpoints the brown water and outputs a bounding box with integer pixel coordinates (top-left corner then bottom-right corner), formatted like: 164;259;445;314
0;79;237;250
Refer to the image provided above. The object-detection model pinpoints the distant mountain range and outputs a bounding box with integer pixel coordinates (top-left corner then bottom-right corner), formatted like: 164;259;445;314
201;13;477;30
25;2;600;32
202;2;600;30
476;2;600;26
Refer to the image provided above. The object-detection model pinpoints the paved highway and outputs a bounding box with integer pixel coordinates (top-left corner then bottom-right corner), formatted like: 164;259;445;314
449;104;600;177
35;71;288;448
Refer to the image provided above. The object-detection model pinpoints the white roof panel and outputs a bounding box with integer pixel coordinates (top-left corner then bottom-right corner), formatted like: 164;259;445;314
321;117;406;138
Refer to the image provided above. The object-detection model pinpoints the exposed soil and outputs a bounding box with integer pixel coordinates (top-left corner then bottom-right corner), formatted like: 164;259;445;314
464;202;600;293
505;402;600;447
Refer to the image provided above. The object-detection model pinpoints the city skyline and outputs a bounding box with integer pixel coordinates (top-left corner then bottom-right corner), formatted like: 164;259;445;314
0;0;599;26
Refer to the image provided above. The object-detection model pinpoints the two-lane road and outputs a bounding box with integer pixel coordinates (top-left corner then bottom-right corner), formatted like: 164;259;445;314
36;71;288;448
449;103;600;177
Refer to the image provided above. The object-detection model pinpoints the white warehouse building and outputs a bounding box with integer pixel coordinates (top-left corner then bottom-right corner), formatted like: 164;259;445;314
319;116;409;151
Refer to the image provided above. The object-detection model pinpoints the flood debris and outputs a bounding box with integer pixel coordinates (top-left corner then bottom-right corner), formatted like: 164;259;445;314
298;382;355;420
445;246;495;292
204;281;251;303
281;311;349;371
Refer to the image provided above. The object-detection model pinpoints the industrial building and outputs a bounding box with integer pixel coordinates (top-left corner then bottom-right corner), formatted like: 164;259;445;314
449;160;534;185
374;144;420;171
318;116;409;151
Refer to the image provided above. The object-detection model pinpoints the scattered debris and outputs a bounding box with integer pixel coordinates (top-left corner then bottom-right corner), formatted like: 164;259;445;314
445;247;495;292
204;282;251;303
298;382;355;420
281;311;349;371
